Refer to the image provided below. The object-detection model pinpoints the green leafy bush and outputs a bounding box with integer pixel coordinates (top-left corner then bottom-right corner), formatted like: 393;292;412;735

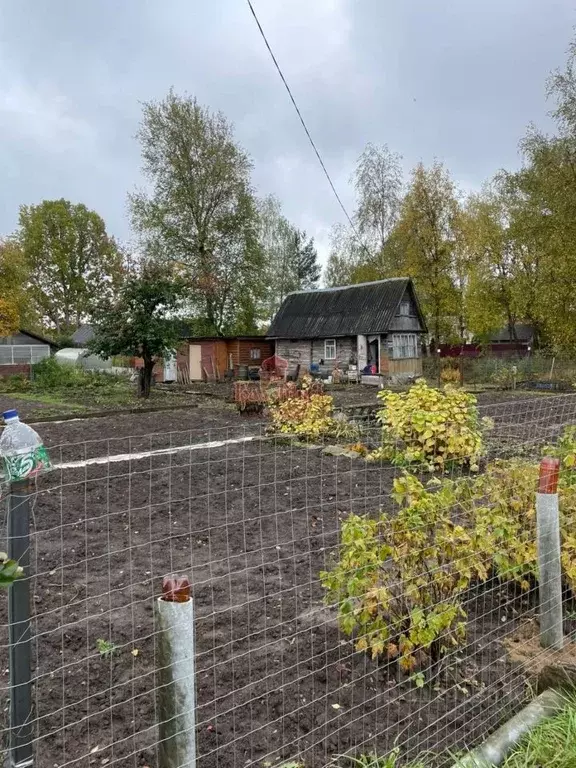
0;552;24;587
33;357;81;388
468;460;538;588
321;473;488;671
471;455;576;592
323;448;576;675
369;379;490;470
32;357;127;393
0;373;32;393
544;426;576;485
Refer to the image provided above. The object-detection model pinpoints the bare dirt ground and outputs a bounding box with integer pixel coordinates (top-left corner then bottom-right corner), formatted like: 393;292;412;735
0;393;575;768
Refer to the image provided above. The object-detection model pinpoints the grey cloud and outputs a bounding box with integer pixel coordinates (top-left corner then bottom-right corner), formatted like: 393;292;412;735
0;0;574;262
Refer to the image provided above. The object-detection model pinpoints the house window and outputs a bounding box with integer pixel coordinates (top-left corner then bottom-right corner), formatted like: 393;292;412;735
391;333;419;359
250;348;261;360
399;300;411;316
324;339;337;360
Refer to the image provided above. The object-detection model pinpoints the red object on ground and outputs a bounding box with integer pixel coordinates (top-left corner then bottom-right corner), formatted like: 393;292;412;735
260;354;288;381
539;457;560;494
162;574;191;602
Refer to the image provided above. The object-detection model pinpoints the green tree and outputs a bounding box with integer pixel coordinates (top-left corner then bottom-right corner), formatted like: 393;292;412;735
0;238;35;329
292;229;320;290
130;91;265;336
258;195;320;321
89;264;185;398
354;142;403;256
18;200;124;335
0;299;19;337
325;144;403;287
487;36;576;351
462;187;519;340
324;223;365;286
393;161;461;344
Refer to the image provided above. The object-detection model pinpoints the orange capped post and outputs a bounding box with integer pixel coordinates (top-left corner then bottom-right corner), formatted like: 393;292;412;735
538;457;560;495
536;457;563;649
162;574;191;602
157;573;196;765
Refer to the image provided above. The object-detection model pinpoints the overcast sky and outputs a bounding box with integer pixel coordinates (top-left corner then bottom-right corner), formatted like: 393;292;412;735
1;0;574;264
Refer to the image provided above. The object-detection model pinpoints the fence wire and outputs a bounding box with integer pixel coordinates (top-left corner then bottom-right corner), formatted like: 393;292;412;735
1;393;576;767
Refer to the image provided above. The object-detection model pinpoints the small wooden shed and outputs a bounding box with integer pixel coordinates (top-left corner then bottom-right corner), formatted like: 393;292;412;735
179;336;274;381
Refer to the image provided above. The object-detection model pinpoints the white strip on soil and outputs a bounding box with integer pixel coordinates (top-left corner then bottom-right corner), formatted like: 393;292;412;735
54;435;258;470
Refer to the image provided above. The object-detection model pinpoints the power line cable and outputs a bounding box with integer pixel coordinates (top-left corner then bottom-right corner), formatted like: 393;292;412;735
245;0;371;258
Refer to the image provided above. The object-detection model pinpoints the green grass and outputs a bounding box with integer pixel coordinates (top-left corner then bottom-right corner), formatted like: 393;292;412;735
337;751;426;768
0;358;202;416
1;391;88;411
328;695;576;767
499;693;576;768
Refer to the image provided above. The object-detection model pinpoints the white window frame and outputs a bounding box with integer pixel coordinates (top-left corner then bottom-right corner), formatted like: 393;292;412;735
324;339;337;360
391;333;419;359
250;347;261;360
399;301;411;316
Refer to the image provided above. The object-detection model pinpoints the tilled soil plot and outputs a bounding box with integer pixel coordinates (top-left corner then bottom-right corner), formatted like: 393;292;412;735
0;397;573;768
479;392;576;456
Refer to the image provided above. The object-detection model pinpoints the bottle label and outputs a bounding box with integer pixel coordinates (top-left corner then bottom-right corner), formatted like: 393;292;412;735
3;445;52;482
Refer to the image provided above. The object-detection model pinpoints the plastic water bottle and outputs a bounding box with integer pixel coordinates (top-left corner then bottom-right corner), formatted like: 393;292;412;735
0;410;51;482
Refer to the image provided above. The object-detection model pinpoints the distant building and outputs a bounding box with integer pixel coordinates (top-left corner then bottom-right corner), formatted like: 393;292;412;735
0;329;56;376
178;335;274;381
71;324;95;346
489;324;534;347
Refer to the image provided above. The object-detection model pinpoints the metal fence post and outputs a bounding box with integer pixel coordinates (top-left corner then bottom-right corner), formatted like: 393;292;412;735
7;479;34;767
156;575;196;768
536;457;564;650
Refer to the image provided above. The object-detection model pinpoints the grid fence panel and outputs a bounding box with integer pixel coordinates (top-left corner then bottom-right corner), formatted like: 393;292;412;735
1;394;576;767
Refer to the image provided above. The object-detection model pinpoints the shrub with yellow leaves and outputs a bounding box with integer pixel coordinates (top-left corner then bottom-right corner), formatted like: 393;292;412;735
270;393;335;439
440;363;461;386
470;454;576;593
321;473;484;671
322;449;576;675
368;379;490;470
269;391;360;441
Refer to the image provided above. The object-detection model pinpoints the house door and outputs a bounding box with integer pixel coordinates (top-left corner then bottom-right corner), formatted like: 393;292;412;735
189;344;202;380
367;336;380;373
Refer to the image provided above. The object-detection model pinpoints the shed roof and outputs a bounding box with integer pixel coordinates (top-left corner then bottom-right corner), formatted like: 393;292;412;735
19;329;57;349
490;324;534;343
267;278;426;338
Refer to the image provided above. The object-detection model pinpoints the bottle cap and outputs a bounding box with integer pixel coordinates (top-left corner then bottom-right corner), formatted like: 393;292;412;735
3;410;18;422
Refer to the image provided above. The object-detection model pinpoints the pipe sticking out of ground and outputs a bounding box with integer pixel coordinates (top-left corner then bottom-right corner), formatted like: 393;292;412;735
451;688;567;768
156;575;196;768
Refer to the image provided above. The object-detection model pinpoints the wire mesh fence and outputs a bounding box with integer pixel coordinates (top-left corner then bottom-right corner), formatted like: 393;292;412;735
2;393;576;767
422;353;576;391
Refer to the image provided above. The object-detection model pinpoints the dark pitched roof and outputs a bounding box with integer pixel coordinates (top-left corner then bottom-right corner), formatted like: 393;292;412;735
20;329;57;349
71;324;95;346
267;278;426;338
490;324;534;343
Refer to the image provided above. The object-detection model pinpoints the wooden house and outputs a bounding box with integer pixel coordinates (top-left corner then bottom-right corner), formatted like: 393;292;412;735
178;336;274;381
267;278;427;382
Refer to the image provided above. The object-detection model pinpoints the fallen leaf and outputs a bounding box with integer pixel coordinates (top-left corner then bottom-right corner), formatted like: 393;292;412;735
131;649;139;657
90;745;100;754
331;703;341;710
